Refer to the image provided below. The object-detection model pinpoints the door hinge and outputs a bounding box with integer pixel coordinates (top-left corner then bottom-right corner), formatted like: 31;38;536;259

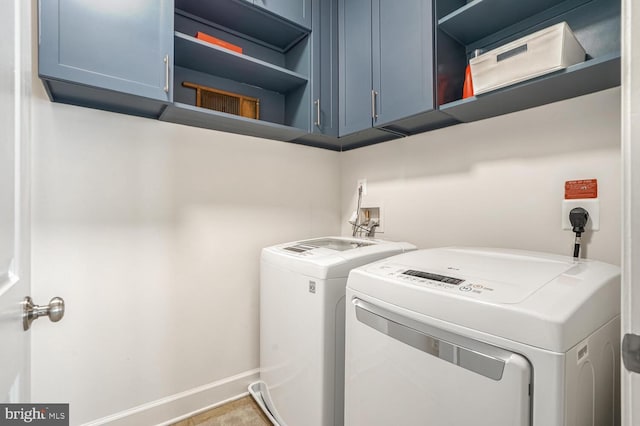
622;333;640;373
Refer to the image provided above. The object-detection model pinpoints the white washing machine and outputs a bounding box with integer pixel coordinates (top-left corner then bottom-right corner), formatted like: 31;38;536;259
250;237;415;426
345;247;620;426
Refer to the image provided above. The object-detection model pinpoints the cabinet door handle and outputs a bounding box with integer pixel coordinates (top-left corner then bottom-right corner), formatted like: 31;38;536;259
163;54;170;93
314;99;321;128
371;90;379;121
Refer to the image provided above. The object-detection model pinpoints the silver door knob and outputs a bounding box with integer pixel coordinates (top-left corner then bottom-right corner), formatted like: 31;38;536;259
23;296;65;331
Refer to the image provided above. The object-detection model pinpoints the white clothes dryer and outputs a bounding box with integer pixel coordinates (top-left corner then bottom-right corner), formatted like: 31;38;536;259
250;237;415;426
344;247;620;426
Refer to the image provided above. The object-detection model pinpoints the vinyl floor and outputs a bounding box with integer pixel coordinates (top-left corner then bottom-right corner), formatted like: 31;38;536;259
171;396;271;426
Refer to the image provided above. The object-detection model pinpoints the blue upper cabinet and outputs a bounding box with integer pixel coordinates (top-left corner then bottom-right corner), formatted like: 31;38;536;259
372;0;434;127
310;0;338;137
253;0;312;29
37;0;618;150
339;0;435;137
39;0;173;117
338;0;374;137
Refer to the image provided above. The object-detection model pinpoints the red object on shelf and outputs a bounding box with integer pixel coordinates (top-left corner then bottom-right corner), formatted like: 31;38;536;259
196;32;243;54
462;63;474;98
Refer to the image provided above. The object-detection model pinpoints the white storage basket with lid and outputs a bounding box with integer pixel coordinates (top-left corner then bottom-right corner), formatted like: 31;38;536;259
469;22;586;95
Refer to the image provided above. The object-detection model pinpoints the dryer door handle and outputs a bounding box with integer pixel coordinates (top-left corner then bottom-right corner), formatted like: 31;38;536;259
352;297;514;381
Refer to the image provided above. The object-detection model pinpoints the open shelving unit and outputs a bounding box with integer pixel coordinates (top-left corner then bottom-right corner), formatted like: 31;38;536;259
160;0;312;141
435;0;621;123
438;0;571;45
441;53;620;122
174;0;309;52
173;32;308;93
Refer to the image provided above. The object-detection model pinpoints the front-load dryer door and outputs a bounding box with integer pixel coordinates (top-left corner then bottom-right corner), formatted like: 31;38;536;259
345;294;532;426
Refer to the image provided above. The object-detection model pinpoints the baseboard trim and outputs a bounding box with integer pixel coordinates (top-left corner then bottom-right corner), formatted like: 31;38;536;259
82;369;260;426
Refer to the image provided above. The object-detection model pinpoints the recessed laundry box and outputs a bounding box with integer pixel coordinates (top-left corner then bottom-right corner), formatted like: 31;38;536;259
249;237;415;426
470;22;586;95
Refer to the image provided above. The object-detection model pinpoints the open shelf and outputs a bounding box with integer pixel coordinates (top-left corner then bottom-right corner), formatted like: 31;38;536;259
438;0;586;45
440;53;620;122
160;102;308;141
175;0;309;52
174;32;308;94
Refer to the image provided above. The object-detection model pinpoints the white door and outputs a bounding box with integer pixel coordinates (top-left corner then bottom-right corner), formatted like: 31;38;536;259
622;0;640;424
0;0;31;403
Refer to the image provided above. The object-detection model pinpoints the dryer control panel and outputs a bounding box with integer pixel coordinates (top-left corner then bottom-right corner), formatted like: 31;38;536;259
358;248;580;304
363;262;534;304
380;265;497;296
403;270;465;285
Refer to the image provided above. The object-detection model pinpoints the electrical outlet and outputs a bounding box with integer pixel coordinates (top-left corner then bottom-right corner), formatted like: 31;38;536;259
357;178;367;195
562;199;600;231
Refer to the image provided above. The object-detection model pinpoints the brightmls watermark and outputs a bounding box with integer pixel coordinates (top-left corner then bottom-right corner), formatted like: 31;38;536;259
0;404;68;425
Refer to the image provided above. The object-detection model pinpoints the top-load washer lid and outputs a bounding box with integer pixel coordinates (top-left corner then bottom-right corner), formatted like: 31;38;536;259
347;247;620;352
282;238;375;253
261;236;416;280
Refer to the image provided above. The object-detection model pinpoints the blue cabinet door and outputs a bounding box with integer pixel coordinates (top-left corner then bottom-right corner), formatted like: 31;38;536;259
339;0;434;137
338;0;373;137
39;0;173;102
254;0;311;29
311;0;338;136
373;0;434;127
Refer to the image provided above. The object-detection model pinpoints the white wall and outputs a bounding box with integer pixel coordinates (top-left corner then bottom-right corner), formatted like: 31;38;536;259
27;5;621;424
341;88;621;265
29;79;340;423
29;85;621;426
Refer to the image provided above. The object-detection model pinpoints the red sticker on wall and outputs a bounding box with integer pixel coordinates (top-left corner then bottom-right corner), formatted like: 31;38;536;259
565;179;598;199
